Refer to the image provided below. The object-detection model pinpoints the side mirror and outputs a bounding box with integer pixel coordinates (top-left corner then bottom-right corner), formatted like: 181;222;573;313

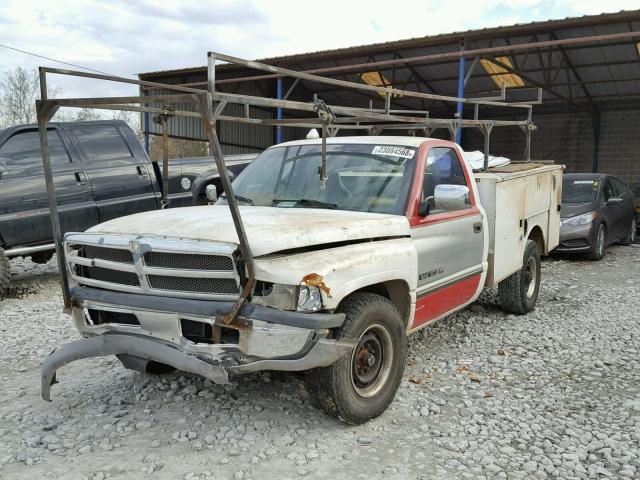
434;184;470;211
607;196;623;205
205;184;218;204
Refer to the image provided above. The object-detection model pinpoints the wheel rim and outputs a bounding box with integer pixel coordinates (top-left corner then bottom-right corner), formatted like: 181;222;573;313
597;226;605;256
524;256;537;299
350;323;393;398
631;220;637;243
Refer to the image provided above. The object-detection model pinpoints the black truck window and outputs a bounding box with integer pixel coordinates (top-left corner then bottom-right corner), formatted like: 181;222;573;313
0;130;71;179
73;124;135;165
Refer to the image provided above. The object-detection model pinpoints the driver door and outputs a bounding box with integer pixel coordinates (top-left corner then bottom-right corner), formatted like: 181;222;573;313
408;144;485;330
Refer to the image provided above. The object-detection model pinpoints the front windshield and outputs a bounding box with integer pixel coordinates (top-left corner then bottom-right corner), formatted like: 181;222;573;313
562;178;599;203
223;143;417;215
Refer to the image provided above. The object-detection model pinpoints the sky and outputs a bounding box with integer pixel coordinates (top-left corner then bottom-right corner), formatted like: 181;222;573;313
0;0;638;99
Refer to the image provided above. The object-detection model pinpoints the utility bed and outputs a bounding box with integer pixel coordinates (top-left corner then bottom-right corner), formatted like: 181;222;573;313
475;163;563;287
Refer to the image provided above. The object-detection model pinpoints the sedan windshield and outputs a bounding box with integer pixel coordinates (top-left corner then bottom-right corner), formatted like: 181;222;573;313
223;143;417;215
562;178;599;203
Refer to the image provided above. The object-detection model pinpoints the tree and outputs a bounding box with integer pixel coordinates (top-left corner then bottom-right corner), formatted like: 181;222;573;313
0;66;142;134
0;67;63;128
0;67;40;127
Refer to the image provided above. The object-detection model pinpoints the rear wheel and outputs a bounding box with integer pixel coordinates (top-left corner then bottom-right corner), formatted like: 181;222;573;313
305;292;407;425
588;223;606;261
0;248;10;301
498;239;541;315
621;218;637;246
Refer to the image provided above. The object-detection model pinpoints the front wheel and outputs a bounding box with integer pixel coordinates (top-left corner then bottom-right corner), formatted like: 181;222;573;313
498;239;541;315
621;218;637;246
305;292;407;425
588;223;606;260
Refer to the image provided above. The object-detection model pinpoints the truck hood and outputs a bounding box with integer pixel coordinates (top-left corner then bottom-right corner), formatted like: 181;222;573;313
87;206;411;257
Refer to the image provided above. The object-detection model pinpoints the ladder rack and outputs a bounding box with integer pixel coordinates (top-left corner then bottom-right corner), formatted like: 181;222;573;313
36;51;540;324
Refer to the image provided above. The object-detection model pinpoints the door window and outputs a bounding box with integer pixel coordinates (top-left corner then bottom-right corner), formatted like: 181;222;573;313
73;124;135;166
603;180;616;201
0;130;71;179
423;147;469;212
611;178;627;197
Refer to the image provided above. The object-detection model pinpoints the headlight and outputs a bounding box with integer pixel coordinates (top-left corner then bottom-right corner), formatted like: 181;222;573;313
297;285;322;312
562;211;597;227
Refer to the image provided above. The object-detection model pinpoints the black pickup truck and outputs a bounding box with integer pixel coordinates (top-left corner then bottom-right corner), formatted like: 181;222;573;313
0;120;255;298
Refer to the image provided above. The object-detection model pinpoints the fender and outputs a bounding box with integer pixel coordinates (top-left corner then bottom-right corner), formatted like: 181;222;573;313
253;237;418;311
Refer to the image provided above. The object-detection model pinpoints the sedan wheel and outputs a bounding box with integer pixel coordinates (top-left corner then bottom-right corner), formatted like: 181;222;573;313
589;224;606;261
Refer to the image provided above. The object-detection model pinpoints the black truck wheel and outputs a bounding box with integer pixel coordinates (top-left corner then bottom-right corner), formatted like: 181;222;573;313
498;239;541;315
306;292;407;425
621;218;637;246
0;248;10;301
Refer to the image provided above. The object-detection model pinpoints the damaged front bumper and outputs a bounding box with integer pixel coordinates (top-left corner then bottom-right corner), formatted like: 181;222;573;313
41;286;353;401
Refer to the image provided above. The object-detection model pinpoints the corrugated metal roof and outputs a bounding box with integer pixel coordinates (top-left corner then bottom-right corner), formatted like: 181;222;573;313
140;10;640;77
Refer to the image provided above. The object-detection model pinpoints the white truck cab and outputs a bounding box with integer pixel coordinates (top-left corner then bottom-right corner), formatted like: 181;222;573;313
42;136;561;424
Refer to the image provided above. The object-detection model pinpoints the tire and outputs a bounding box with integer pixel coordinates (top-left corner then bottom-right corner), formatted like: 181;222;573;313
498;239;541;315
620;218;637;246
305;292;407;425
31;250;54;264
0;248;10;301
588;223;606;261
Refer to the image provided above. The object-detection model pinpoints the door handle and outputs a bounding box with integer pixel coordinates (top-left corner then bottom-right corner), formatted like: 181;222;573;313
74;171;88;185
473;222;482;233
136;166;147;177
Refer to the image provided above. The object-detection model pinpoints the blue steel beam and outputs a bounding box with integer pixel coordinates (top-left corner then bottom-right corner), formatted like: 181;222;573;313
276;78;283;143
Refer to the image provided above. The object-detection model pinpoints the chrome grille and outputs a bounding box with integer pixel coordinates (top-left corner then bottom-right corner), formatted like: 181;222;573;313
82;245;134;264
80;266;140;286
148;275;239;294
144;252;233;271
65;234;241;300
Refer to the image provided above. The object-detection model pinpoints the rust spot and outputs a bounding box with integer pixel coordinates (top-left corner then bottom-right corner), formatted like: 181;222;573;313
301;273;332;298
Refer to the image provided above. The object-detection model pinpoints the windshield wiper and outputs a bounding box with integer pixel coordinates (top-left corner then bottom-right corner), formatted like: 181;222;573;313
272;198;337;209
222;194;255;205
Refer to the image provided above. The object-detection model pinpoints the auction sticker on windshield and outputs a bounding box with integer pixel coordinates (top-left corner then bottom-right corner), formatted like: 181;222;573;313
372;145;415;159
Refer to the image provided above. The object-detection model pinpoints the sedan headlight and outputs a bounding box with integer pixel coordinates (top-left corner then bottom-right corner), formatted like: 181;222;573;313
297;285;323;312
562;211;597;227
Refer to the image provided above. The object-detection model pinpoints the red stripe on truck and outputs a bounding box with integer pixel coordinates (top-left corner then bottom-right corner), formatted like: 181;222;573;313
412;274;481;329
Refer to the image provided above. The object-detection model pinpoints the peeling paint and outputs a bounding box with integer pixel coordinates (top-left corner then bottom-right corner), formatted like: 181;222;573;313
301;273;332;298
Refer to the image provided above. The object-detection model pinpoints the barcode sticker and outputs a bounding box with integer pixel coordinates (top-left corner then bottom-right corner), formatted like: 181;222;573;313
372;145;415;159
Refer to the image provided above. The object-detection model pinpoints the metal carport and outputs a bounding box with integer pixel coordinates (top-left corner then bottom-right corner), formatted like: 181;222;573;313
139;9;640;184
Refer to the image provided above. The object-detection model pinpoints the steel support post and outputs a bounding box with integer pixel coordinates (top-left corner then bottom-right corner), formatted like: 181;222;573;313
196;93;255;326
160;115;170;208
456;43;466;145
481;122;494;171
592;113;601;173
37;69;71;311
144;111;150;154
277;78;283;143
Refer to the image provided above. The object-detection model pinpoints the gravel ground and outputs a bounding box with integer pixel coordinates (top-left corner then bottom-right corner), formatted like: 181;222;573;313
1;245;639;480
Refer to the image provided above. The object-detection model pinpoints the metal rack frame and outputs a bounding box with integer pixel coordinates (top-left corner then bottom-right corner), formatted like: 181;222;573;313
36;51;538;324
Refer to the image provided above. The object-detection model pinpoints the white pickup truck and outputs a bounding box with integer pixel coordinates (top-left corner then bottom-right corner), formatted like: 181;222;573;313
42;136;561;424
